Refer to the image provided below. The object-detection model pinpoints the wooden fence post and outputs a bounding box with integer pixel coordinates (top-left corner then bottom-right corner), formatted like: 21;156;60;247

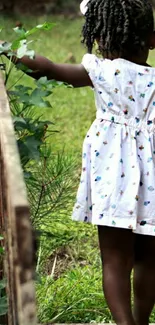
0;72;37;325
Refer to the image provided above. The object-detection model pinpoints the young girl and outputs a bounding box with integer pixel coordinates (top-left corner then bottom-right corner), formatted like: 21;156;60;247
3;0;155;324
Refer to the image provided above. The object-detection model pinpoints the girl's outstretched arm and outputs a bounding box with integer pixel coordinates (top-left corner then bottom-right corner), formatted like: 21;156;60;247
10;54;93;88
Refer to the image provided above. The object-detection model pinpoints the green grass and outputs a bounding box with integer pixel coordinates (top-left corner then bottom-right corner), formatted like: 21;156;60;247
1;14;155;323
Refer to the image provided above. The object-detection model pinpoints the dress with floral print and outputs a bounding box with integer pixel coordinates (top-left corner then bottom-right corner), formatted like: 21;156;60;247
72;54;155;236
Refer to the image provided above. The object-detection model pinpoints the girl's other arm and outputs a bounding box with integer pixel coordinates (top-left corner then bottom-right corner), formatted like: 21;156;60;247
12;54;93;88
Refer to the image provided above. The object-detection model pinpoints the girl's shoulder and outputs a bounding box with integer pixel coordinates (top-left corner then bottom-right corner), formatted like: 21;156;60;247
81;54;155;88
81;54;112;86
82;53;155;74
81;53;105;71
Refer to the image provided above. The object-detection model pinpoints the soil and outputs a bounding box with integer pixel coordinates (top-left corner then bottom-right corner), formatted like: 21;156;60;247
44;245;88;280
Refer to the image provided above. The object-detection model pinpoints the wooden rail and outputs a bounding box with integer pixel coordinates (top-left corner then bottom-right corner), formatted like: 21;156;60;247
0;73;37;324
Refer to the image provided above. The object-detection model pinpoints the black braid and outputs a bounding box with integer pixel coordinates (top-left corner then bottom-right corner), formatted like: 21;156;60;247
82;0;154;57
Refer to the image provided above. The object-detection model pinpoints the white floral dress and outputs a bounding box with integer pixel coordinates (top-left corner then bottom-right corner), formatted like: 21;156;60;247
72;54;155;236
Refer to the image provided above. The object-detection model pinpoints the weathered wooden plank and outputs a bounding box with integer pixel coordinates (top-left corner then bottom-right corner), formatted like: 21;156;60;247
0;72;37;325
0;78;27;207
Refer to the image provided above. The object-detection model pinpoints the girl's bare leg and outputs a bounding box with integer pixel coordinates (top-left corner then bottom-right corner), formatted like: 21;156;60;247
98;226;136;325
133;233;155;325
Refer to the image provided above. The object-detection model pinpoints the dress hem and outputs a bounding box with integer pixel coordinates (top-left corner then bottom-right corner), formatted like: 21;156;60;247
72;213;155;236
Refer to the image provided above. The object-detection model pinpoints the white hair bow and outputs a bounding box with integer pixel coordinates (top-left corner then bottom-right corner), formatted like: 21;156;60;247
80;0;90;15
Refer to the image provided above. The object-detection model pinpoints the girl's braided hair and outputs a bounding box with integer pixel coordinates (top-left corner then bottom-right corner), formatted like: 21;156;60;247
82;0;154;56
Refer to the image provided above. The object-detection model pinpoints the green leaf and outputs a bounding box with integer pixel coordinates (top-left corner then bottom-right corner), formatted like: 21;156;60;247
13;116;27;124
0;247;4;254
11;39;21;51
27;89;52;108
16;63;33;73
0;236;3;240
0;279;6;291
16;40;35;59
36;22;55;31
36;77;63;90
13;117;28;131
25;22;55;37
0;296;8;316
24;136;42;160
31;88;51;98
17;140;30;167
15;84;32;92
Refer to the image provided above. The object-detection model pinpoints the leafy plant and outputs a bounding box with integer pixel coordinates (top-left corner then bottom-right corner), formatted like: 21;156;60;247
0;21;103;324
0;22;78;293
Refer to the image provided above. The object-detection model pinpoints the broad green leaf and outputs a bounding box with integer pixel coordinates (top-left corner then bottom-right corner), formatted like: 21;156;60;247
15;85;32;92
16;62;33;73
0;236;3;240
11;39;21;50
13;116;27;124
16;40;35;59
30;97;50;108
13;117;28;131
24;88;52;108
0;247;4;254
36;22;55;30
24;136;42;160
36;77;63;90
0;296;8;316
31;88;51;98
12;33;34;50
0;279;6;290
25;22;55;37
17;140;30;166
14;93;30;104
24;119;53;134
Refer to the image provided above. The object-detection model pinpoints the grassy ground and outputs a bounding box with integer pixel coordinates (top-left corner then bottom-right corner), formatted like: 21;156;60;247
1;14;155;323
